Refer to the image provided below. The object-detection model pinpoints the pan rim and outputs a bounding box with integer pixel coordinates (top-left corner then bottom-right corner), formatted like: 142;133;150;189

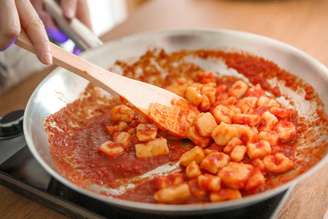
24;28;328;214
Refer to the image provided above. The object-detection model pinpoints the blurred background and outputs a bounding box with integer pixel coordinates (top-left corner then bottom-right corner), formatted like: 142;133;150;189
88;0;147;35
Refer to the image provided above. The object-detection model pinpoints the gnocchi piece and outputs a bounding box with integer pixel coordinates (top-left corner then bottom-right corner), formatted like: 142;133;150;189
98;141;124;158
179;146;205;167
211;122;240;146
263;153;294;173
276;121;296;143
113;131;131;148
110;104;135;122
232;113;260;126
127;127;136;135
154;173;184;190
257;96;270;107
106;121;128;135
229;105;242;114
187;126;211;147
169;173;185;186
199;95;211;111
235;124;256;143
135;113;148;124
198;174;221;192
200;152;230;174
148;138;169;156
135;138;169;158
186;161;201;178
245;84;265;97
245;169;265;191
195;112;217;137
202;82;217;104
106;125;118;135
230;145;247;162
229;80;248;98
247;140;272;159
118;121;128;131
237;97;258;113
184;84;203;106
252;159;265;171
210;189;242;202
185;106;199;125
135;143;152;158
154;183;191;204
212;105;233;124
204;148;217;155
221;96;238;105
219;162;253;189
224;137;243;153
166;82;189;97
257;96;280;107
262;111;278;130
270;107;296;120
106;121;129;134
136;123;158;142
215;93;228;105
188;179;207;200
258;131;279;146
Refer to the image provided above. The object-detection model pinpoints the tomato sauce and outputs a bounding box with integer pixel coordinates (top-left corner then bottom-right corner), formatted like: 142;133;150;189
45;49;328;204
48;112;190;188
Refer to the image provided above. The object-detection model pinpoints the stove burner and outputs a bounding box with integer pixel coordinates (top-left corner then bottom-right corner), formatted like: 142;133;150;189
0;111;292;219
0;110;24;139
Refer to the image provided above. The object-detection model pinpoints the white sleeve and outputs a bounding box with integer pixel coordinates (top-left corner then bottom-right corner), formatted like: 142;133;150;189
0;45;45;94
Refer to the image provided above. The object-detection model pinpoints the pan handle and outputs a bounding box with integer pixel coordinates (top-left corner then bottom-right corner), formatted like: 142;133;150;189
43;0;103;50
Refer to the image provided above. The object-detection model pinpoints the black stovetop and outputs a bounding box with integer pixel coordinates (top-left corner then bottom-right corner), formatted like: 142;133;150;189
0;110;291;219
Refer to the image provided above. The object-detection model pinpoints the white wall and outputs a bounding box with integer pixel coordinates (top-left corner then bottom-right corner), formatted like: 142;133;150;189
87;0;128;35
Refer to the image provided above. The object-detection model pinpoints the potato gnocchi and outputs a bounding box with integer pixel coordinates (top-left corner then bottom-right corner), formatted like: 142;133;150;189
97;74;297;204
46;49;327;205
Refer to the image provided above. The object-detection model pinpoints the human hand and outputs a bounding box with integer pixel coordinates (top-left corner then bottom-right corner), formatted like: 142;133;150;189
0;0;91;65
31;0;92;54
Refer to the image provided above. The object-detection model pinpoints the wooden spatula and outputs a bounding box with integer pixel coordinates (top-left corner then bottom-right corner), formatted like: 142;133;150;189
16;33;189;136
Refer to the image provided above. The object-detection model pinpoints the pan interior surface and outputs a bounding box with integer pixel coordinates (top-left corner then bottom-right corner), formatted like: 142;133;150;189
24;29;328;214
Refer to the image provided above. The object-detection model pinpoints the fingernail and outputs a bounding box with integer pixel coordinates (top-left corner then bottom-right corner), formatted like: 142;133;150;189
0;37;16;51
65;8;75;19
46;27;69;44
42;52;53;65
73;46;81;55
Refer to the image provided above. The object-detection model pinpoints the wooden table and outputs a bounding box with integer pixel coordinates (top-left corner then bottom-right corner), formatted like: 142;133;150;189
1;0;328;218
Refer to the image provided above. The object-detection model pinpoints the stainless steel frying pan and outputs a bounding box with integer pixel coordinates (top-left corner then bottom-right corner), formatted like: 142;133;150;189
23;29;328;214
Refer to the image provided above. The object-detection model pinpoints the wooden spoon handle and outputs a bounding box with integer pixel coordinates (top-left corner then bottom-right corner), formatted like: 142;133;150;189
16;33;117;94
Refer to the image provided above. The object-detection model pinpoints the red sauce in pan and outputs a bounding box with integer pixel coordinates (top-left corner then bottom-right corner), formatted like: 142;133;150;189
45;49;328;204
49;112;190;188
